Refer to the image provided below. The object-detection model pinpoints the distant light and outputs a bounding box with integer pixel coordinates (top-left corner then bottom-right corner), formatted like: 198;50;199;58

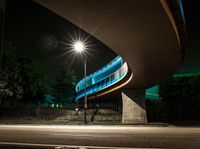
73;41;85;53
75;107;79;111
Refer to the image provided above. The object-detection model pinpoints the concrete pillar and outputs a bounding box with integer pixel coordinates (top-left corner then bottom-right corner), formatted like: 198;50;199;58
122;89;147;124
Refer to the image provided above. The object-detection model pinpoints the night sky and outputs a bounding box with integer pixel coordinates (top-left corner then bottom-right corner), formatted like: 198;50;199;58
2;0;200;81
179;0;200;73
3;0;117;82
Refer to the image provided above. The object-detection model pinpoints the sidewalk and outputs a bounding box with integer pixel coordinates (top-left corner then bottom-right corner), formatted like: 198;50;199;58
0;117;199;127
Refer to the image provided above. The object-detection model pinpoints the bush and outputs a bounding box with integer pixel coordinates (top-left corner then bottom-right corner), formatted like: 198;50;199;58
159;74;200;121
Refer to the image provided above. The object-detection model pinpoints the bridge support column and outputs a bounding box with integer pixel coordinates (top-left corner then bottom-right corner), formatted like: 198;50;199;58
122;89;147;124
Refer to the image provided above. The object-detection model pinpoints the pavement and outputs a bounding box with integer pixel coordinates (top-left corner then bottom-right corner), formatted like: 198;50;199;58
0;125;199;149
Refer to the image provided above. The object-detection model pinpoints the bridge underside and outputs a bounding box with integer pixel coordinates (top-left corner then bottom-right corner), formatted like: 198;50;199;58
34;0;182;88
34;0;184;124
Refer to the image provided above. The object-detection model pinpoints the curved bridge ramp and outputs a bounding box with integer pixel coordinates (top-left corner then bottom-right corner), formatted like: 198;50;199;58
34;0;186;124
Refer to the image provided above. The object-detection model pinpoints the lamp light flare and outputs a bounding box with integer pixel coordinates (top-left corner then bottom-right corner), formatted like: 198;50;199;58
73;41;85;53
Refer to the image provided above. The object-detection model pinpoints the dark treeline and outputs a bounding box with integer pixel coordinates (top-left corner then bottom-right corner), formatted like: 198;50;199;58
0;41;77;111
147;74;200;122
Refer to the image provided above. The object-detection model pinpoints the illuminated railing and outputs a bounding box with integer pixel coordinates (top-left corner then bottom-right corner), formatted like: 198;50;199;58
75;56;128;101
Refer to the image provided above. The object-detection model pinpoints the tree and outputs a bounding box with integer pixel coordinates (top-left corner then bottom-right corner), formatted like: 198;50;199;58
0;41;23;106
20;59;47;102
18;58;47;117
159;74;200;121
0;41;47;109
52;63;77;104
0;80;13;105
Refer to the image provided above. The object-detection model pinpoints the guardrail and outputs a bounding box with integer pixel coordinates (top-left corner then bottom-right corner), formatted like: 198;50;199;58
75;56;128;101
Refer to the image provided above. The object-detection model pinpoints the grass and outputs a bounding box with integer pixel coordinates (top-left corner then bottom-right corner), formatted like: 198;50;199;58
0;116;121;125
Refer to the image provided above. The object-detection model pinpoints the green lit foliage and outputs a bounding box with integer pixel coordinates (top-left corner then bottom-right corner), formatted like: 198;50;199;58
52;63;77;104
159;74;200;121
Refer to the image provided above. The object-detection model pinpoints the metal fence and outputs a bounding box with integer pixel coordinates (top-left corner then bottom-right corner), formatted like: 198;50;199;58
0;103;122;118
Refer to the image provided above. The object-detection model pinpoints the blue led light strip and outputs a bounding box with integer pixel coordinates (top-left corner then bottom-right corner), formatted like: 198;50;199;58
75;56;128;101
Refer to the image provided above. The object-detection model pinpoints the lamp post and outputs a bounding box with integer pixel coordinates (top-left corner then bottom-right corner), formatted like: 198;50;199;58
83;58;87;124
73;41;87;124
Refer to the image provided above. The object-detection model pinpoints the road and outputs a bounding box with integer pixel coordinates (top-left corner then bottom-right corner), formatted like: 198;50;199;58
0;125;199;149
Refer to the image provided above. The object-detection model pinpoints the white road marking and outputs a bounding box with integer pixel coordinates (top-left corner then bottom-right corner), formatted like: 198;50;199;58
0;141;166;149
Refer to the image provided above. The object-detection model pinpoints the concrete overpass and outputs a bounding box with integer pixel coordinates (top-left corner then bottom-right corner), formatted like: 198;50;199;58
34;0;186;123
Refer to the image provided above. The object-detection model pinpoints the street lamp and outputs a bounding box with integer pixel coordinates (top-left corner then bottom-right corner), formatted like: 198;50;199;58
73;41;87;124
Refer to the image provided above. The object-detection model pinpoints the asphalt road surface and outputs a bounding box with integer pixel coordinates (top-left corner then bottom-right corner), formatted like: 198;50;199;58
0;125;199;149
